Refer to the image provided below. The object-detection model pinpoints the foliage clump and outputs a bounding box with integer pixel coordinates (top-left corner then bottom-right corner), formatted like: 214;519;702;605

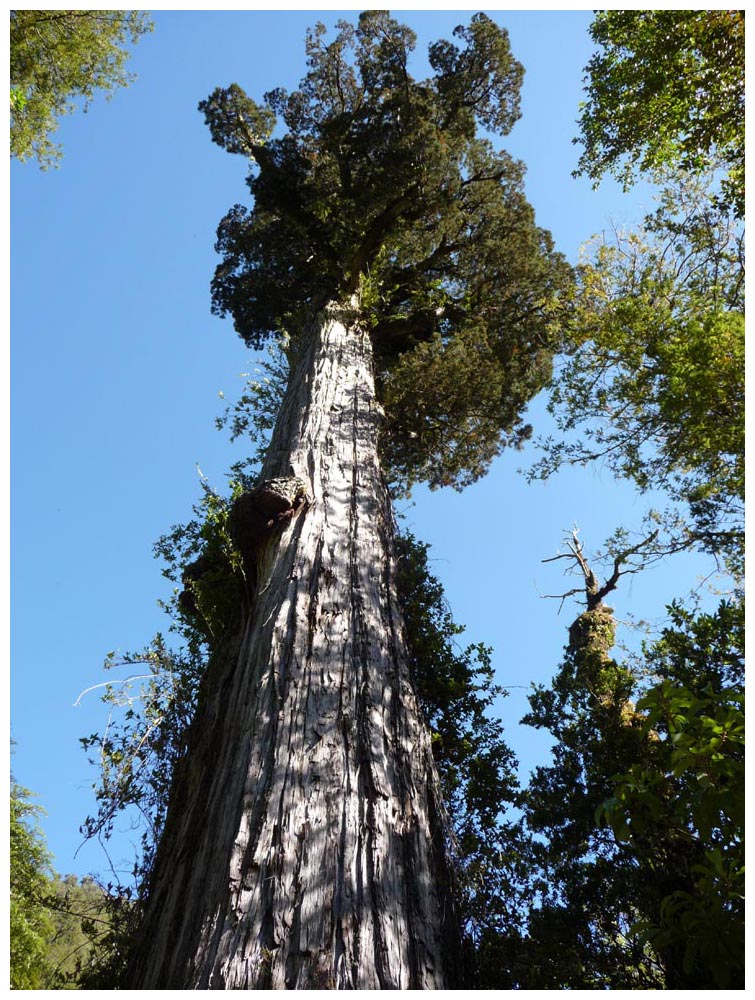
533;172;744;571
42;875;114;989
600;602;744;987
10;780;54;989
10;10;152;167
79;479;247;875
556;9;745;569
576;10;744;216
10;778;114;989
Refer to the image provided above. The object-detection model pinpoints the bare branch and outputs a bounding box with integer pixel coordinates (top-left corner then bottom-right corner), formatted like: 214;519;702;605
543;527;661;611
594;529;660;605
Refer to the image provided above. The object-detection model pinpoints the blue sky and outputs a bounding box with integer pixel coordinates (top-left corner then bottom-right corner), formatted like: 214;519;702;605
10;8;721;881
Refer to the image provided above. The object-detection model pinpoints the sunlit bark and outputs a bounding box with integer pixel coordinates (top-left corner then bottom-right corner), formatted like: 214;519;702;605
126;301;461;989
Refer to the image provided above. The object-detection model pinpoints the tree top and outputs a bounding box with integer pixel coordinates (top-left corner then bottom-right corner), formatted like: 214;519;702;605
201;12;570;492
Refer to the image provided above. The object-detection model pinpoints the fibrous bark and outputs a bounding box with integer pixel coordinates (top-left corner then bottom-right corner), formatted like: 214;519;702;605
126;301;461;989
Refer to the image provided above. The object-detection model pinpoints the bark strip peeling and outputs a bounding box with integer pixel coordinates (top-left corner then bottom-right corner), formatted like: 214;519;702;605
127;302;461;989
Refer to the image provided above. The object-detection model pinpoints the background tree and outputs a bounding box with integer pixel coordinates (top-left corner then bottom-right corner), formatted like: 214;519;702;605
489;540;744;989
534;8;744;573
10;774;116;989
10;780;55;989
10;10;152;168
41;875;113;989
576;9;744;217
600;601;744;988
504;10;746;985
116;13;567;988
511;537;668;989
532;170;744;572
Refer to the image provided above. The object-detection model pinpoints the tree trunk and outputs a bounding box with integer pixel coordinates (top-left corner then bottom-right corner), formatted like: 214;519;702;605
126;300;462;989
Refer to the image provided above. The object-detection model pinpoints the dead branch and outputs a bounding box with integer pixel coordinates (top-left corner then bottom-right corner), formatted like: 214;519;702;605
542;527;660;611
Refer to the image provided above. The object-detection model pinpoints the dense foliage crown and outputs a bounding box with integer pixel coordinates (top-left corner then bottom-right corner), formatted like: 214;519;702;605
200;11;570;491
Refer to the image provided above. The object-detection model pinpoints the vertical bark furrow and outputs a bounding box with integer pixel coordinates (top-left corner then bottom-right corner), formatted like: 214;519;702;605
127;302;460;989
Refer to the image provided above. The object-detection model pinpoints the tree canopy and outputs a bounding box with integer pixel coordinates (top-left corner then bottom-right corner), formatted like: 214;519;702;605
200;11;570;492
10;10;152;167
576;10;744;216
533;171;744;570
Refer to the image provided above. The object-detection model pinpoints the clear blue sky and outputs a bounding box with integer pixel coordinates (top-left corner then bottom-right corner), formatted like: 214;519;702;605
10;8;719;881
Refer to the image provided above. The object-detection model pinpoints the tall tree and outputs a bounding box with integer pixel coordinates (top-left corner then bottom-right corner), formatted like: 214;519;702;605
123;13;567;988
516;536;669;989
10;10;152;167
